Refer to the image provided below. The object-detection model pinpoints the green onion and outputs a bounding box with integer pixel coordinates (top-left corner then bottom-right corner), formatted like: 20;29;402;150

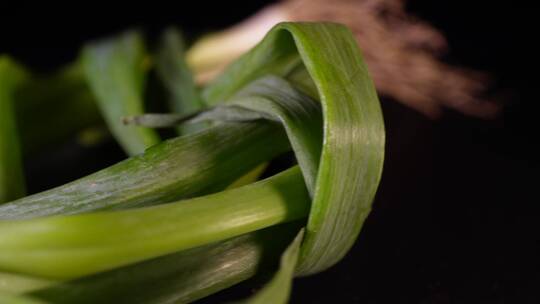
0;21;384;303
0;272;54;295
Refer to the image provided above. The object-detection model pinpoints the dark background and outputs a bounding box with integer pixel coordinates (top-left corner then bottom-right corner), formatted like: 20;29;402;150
0;1;536;303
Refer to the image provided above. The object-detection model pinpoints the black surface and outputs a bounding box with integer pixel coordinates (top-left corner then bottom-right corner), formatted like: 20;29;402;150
1;1;535;303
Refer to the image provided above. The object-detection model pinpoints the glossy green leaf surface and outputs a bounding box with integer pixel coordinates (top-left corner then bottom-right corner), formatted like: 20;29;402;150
197;75;323;195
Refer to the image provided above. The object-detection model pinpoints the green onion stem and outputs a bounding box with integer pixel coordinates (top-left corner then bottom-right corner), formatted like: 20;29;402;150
0;167;310;279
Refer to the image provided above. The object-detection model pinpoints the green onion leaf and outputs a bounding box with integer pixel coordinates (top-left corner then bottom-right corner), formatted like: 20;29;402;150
82;31;160;155
30;223;301;304
0;167;309;279
204;22;385;275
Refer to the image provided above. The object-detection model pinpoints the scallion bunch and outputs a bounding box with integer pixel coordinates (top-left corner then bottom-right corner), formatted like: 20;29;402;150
0;22;384;303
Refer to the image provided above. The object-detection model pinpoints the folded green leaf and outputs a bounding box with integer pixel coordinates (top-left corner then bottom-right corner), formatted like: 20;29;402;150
205;22;385;275
228;76;323;195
